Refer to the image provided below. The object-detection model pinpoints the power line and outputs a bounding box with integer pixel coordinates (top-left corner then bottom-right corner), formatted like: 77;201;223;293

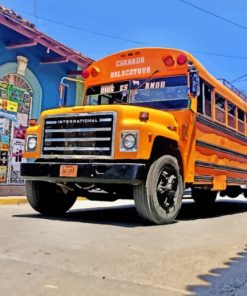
8;7;247;61
32;0;39;27
16;9;148;46
180;0;247;31
191;50;247;60
231;74;247;83
232;79;247;84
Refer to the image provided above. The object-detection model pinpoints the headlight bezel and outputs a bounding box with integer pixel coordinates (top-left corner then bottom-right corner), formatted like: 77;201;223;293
26;135;38;152
120;131;139;152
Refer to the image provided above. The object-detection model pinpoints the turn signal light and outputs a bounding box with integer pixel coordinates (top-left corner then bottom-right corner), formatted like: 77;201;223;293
82;69;90;79
139;111;149;122
28;118;37;126
162;55;175;67
177;54;187;65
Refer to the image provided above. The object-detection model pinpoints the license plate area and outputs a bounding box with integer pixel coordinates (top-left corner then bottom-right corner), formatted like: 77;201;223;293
59;165;78;177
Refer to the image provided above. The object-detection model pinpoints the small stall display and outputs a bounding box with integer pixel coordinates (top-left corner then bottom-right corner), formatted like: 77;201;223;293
0;81;32;184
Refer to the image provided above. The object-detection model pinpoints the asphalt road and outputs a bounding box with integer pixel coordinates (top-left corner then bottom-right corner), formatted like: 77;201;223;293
0;196;247;296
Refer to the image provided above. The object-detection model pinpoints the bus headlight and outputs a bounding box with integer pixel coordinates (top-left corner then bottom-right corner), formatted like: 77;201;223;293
120;131;138;152
26;135;37;151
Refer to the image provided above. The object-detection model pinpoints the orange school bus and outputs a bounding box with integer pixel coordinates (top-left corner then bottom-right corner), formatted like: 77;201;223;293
21;48;247;224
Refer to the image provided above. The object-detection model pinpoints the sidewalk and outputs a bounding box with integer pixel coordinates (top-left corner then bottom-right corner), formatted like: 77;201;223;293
0;196;27;205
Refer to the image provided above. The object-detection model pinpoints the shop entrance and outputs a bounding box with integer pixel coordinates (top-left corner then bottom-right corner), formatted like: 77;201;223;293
0;74;32;185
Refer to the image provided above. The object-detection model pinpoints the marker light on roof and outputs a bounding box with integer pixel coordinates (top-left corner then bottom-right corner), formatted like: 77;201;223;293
163;55;175;67
91;67;100;77
82;69;90;79
177;54;187;65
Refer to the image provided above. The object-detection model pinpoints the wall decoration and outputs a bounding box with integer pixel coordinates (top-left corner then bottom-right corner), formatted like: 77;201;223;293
0;165;7;183
14;126;26;139
10;163;24;184
0;78;32;185
0;151;8;166
17;113;28;127
0;117;10;134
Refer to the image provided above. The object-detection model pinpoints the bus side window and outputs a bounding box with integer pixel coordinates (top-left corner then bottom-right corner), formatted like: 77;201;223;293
244;113;247;136
215;94;226;124
227;101;236;129
246;113;247;136
238;108;245;134
197;79;203;114
204;83;212;117
197;79;212;117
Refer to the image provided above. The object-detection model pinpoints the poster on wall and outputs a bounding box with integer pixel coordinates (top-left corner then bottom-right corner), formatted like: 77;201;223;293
14;126;26;139
0;151;8;183
0;81;9;99
0;151;8;166
18;93;31;114
8;85;24;103
0;134;10;151
0;117;10;134
0;116;10;183
17;112;28;127
9;139;25;184
0;165;7;183
10;163;25;184
0;80;32;185
11;139;25;164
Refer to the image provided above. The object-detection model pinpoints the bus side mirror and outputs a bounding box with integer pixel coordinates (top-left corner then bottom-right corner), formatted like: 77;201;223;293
190;72;200;97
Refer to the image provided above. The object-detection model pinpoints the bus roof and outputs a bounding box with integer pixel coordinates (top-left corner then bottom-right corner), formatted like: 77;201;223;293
84;47;247;111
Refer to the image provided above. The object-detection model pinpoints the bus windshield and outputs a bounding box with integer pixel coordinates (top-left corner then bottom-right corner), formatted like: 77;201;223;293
85;75;189;110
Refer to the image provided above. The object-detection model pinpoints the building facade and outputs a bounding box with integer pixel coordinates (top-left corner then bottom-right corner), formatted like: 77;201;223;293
0;6;93;194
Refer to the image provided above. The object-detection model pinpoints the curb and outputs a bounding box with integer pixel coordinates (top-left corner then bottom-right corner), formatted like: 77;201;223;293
0;197;27;205
0;196;86;206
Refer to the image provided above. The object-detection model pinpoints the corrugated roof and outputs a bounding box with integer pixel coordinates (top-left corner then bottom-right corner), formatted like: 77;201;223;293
0;5;94;67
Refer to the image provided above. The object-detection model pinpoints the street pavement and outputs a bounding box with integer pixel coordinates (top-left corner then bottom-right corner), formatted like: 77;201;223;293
0;196;247;295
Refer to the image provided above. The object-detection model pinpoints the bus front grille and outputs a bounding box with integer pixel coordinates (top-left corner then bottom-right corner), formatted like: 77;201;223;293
41;112;116;158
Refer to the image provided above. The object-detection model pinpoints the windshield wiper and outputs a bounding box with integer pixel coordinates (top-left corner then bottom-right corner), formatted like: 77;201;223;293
101;91;128;104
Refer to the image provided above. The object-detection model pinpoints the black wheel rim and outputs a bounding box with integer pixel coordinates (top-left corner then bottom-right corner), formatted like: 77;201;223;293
156;164;178;213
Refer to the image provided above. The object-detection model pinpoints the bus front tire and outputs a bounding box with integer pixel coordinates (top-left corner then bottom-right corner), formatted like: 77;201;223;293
26;180;77;216
134;155;183;225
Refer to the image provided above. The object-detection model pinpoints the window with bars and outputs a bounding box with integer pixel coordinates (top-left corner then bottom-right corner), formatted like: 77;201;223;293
197;79;212;118
215;94;226;124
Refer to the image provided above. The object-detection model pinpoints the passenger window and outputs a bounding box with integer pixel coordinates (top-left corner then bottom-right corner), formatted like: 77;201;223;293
227;102;236;129
204;83;212;117
244;112;247;136
197;79;212;117
238;109;245;134
215;94;226;124
197;79;203;114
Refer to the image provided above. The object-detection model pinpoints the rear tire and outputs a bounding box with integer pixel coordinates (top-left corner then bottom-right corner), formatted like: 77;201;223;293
192;188;217;207
134;155;183;225
26;181;77;215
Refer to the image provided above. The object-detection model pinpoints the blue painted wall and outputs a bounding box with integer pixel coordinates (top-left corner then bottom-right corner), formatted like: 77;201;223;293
0;24;78;114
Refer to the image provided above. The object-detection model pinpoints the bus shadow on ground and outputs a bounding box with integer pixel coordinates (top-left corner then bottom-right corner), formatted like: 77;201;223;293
177;198;247;221
187;245;247;295
60;204;147;227
14;204;148;228
14;198;247;228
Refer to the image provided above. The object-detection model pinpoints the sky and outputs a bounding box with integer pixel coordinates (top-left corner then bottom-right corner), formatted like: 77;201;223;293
2;0;247;92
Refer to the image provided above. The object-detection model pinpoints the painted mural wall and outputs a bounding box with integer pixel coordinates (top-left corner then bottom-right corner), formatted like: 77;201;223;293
0;81;32;184
0;24;84;186
0;24;79;115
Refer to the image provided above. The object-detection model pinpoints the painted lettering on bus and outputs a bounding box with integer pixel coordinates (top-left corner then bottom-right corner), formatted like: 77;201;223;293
100;84;114;94
116;57;145;67
145;81;166;89
110;67;151;78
